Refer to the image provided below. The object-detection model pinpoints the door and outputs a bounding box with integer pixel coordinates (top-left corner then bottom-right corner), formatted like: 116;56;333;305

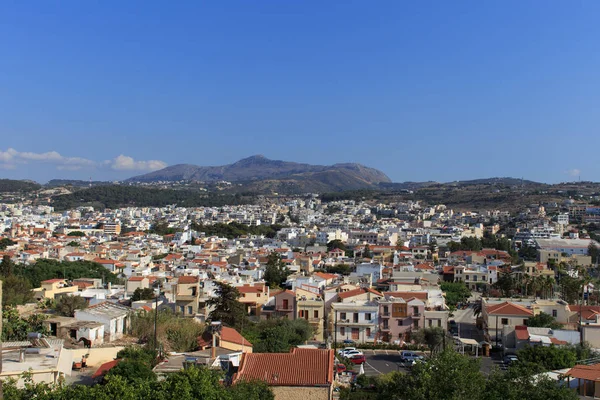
351;328;359;340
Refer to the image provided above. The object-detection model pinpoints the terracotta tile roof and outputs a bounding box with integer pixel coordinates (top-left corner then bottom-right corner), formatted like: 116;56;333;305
128;276;146;282
234;348;333;386
415;263;434;270
338;287;382;300
92;359;121;379
566;363;600;382
177;276;199;284
314;272;337;281
442;266;454;274
42;279;66;284
486;301;533;316
221;326;252;347
515;325;529;341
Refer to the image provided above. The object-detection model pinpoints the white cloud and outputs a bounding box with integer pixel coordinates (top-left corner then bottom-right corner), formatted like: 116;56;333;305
567;168;581;177
0;148;167;173
109;155;167;171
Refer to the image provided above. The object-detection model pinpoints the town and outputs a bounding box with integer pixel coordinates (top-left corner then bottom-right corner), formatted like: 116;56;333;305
1;185;600;399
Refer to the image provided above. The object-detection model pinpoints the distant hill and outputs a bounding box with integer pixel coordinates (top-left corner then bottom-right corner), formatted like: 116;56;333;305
0;179;41;193
50;185;256;211
46;179;114;188
126;155;391;193
445;177;542;187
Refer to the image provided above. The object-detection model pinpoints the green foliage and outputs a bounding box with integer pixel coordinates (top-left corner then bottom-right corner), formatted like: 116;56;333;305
263;252;291;289
588;243;599;263
493;272;515;297
516;344;578;370
52;185;255;211
0;254;15;275
0;237;16;250
16;259;120;287
3;365;274;400
526;312;562;329
412;327;447;354
132;287;155;301
559;272;584;304
1;274;34;306
148;221;179;235
67;231;85;237
130;309;204;352
206;281;248;330
2;306;49;341
0;179;41;193
440;281;471;307
323;263;352;275
66;241;80;247
116;346;158;366
327;239;347;251
376;349;486;400
191;222;284;239
55;295;88;317
106;359;156;383
518;245;538;261
243;318;314;353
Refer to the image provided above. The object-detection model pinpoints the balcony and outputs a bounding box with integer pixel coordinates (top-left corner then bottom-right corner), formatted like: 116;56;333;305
381;312;390;317
276;307;294;312
337;319;376;326
176;295;198;302
412;313;422;318
381;325;390;331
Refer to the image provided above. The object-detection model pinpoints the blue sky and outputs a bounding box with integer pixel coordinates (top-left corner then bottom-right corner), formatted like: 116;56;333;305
1;1;599;183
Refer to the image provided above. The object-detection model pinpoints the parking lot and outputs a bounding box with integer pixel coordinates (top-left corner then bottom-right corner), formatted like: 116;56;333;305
360;350;415;376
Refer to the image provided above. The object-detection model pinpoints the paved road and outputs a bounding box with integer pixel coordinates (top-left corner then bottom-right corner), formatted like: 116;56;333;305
452;304;484;342
361;350;416;376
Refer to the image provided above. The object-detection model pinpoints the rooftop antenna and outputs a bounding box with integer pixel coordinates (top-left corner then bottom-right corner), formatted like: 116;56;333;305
89;177;92;188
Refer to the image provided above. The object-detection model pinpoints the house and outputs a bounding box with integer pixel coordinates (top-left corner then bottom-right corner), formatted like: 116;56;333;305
331;301;379;343
263;290;296;320
74;302;131;342
378;293;426;343
45;316;105;346
566;363;600;398
236;283;269;317
482;301;534;344
126;276;152;295
233;348;334;400
297;292;325;341
33;279;78;300
197;326;253;353
175;275;200;317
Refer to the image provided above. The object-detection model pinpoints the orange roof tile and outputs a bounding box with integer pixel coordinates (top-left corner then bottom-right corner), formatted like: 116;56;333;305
92;359;121;379
234;348;333;386
178;276;198;284
486;301;533;316
566;364;600;382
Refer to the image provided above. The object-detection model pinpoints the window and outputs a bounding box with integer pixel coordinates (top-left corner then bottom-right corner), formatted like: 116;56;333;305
413;306;419;315
413;320;418;328
383;306;389;315
365;313;372;321
552;310;558;318
340;312;347;320
187;306;193;315
501;318;508;325
299;310;304;318
437;320;441;327
351;328;359;340
314;310;319;319
383;319;389;329
366;328;371;337
179;306;185;313
340;327;345;336
473;276;478;282
523;319;528;325
398;319;403;326
428;320;432;327
353;313;359;323
283;299;289;310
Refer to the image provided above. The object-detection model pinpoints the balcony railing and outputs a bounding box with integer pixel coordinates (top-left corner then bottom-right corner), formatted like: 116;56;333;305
276;307;294;312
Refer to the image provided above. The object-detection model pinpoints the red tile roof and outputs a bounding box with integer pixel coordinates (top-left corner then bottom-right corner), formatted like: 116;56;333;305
128;276;146;282
42;279;65;284
338;287;382;300
234;348;333;386
221;326;252;347
92;359;121;379
486;301;533;316
177;276;199;284
314;272;337;281
515;325;529;341
566;363;600;382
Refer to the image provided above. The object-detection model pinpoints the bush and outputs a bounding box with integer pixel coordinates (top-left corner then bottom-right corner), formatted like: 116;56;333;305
131;309;204;352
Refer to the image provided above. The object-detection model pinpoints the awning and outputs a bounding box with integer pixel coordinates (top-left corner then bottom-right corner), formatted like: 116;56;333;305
458;338;480;347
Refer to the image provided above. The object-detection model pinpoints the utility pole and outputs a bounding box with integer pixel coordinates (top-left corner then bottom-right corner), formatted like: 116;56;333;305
154;282;160;356
580;282;585;346
334;308;338;353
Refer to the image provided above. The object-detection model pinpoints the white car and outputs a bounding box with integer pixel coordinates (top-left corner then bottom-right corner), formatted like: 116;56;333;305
343;350;364;359
337;347;356;356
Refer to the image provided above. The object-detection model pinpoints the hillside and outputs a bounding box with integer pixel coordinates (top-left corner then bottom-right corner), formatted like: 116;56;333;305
50;185;256;210
127;155;391;192
0;179;41;192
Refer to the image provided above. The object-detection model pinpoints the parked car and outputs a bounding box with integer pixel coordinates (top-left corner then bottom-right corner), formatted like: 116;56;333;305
400;351;424;364
503;354;518;365
337;347;357;356
336;363;347;373
343;339;356;345
344;350;364;359
348;354;366;365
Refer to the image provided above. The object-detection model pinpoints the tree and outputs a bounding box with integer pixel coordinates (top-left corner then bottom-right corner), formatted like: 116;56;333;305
105;359;156;383
55;295;88;317
526;312;562;329
0;254;15;276
327;239;346;252
440;282;471;308
376;349;486;400
67;231;85;237
206;282;248;330
263;252;291;289
363;245;372;259
588;243;599;264
516;344;577;371
131;287;155;301
16;259;120;287
2;306;49;341
0;238;15;250
1;274;34;306
493;272;515;297
66;241;80;247
412;327;446;354
244;318;314;353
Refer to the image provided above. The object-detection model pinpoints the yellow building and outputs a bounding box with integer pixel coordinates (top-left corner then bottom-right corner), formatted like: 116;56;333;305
33;279;78;300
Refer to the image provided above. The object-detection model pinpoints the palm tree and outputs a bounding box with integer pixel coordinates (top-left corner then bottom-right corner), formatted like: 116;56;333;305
473;298;483;319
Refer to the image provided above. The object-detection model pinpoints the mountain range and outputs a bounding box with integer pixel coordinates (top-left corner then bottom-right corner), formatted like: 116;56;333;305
127;155;391;192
